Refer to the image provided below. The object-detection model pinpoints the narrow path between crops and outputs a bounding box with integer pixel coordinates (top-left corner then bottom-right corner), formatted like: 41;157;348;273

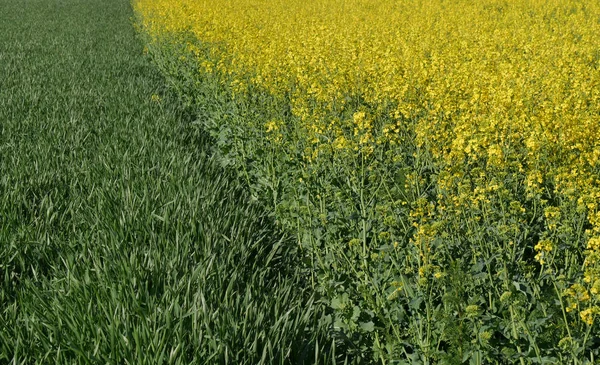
0;0;331;363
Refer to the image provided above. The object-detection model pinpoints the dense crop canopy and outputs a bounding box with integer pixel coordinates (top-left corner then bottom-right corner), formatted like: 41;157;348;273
135;0;600;362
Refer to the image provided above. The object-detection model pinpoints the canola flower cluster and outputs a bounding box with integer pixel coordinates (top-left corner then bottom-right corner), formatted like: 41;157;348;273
135;0;600;361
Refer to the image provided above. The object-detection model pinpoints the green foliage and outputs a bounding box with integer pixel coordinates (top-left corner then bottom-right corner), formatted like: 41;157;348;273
0;1;337;363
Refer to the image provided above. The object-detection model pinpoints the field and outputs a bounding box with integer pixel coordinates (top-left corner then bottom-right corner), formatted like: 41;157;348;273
134;0;600;363
0;0;333;364
2;0;599;363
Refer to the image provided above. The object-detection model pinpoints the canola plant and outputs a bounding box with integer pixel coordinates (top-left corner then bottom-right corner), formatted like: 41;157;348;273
134;0;600;362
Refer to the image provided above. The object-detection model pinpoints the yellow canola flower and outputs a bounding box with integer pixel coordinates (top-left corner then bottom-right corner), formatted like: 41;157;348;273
579;307;600;326
588;237;600;252
534;240;553;253
534;239;554;265
564;283;591;302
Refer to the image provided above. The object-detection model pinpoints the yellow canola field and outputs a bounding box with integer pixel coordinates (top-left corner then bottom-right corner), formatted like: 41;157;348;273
137;0;600;157
135;0;600;359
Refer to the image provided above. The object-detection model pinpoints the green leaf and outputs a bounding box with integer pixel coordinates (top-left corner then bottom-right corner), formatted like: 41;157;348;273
331;297;343;310
359;321;374;332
